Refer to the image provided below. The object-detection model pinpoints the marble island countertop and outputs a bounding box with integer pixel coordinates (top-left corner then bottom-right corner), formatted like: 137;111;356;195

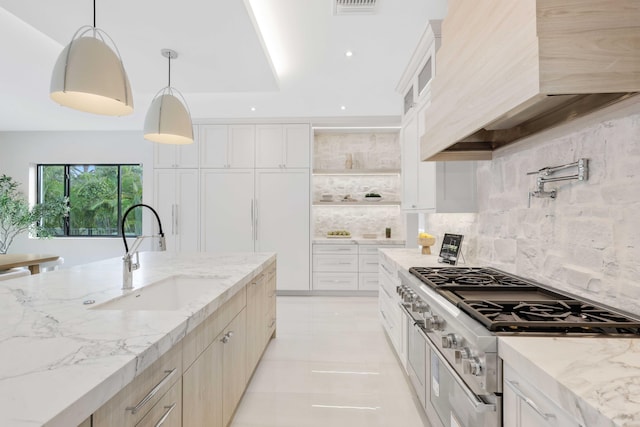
380;248;640;427
313;238;405;245
0;251;275;427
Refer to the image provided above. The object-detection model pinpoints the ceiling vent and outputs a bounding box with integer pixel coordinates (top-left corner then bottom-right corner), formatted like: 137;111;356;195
333;0;377;15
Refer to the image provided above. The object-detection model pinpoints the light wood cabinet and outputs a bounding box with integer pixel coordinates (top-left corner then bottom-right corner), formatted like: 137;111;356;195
136;379;182;427
155;169;200;251
255;124;310;168
93;344;182;427
183;337;223;427
154;126;200;168
246;272;266;376
199;125;255;169
222;310;247;426
421;0;640;160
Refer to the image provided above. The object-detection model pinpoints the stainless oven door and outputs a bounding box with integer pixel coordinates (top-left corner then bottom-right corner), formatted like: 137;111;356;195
400;304;427;407
425;334;501;427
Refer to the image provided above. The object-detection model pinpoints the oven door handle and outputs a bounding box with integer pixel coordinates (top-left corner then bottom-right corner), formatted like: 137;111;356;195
423;327;497;414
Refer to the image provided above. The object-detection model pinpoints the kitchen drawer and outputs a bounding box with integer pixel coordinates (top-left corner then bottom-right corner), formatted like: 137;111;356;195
312;254;358;272
135;378;182;427
359;272;379;291
312;243;358;255
359;254;379;273
360;244;404;255
313;272;358;290
93;344;182;427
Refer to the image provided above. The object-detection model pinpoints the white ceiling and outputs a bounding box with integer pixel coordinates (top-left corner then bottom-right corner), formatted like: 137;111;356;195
0;0;447;131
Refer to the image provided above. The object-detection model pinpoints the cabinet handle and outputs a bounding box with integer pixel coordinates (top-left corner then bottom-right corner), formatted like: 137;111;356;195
174;204;179;235
268;319;276;328
336;262;353;265
221;335;229;344
365;262;378;265
226;331;234;339
505;380;556;421
154;403;177;427
126;369;177;414
170;205;175;235
251;199;255;241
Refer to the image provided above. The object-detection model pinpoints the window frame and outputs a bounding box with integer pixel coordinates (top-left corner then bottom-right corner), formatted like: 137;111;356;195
36;163;143;238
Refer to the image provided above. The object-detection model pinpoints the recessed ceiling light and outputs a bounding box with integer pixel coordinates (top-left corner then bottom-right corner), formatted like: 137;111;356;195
340;105;347;111
345;50;353;57
250;106;256;111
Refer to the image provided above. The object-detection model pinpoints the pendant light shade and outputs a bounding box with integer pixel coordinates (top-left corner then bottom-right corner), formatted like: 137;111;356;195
144;49;193;145
50;25;133;116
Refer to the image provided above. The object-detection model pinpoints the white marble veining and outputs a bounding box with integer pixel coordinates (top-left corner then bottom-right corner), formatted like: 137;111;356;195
379;247;474;271
0;251;275;427
499;337;640;427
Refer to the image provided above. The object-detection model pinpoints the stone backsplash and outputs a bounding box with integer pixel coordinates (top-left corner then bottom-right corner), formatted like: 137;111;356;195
314;206;405;239
424;99;640;316
314;132;401;170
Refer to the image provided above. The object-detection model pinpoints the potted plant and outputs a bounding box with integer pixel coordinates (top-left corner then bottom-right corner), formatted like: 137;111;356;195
0;174;69;254
364;192;382;201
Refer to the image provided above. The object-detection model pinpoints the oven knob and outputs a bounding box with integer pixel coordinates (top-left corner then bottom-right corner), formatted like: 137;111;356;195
441;333;462;349
454;347;471;364
413;301;429;313
425;315;445;331
463;358;483;376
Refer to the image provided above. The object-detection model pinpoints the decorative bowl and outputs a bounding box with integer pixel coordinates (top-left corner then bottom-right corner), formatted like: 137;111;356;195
417;237;436;254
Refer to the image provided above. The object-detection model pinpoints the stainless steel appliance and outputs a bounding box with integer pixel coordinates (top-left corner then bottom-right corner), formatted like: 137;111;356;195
397;266;640;427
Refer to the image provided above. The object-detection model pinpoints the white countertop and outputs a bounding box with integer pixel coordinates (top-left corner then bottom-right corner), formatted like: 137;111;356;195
313;238;405;245
0;251;275;427
499;337;640;427
380;248;640;427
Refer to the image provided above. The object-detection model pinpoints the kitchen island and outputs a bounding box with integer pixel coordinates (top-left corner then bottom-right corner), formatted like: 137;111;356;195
0;251;276;427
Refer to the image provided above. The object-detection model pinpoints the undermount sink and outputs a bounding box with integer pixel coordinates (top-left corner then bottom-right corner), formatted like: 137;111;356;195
92;276;217;311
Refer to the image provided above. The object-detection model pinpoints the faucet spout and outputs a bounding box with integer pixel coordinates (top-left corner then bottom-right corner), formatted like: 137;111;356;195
121;204;166;290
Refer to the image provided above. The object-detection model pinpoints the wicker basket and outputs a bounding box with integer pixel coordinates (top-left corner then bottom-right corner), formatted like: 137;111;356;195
417;237;436;254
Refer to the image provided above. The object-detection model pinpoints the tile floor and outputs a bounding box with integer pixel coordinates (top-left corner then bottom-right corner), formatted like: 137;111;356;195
231;296;430;427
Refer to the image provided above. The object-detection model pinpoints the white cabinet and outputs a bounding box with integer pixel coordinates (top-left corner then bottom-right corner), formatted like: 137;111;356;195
255;169;310;291
153;126;200;168
399;21;477;213
255;124;310;168
503;363;583;427
200;124;255;168
200;169;255;252
154;169;199;251
378;253;406;368
201;169;310;291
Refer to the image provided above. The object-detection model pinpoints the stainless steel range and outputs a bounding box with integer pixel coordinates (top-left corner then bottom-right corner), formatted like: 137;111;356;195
397;266;640;427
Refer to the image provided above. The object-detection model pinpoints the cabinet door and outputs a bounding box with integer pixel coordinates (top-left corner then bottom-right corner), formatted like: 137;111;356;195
255;124;284;168
175;169;200;251
283;124;310;168
417;102;436;211
246;273;266;376
401;113;419;210
155;169;178;251
223;309;247;427
435;161;477;213
200;125;229;168
255;169;310;291
200;169;255;252
183;340;223;427
176;127;200;168
154;145;177;168
228;125;256;168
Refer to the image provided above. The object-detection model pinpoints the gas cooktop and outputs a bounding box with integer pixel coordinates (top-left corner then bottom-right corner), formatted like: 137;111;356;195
409;266;640;335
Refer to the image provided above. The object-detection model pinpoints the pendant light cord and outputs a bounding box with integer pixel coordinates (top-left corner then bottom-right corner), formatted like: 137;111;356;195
93;0;96;27
168;54;172;87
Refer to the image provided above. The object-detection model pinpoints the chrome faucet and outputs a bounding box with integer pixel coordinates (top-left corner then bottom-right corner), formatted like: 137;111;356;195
121;204;166;290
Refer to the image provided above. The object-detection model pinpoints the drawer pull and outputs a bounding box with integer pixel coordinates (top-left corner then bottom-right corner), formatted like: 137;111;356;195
126;369;177;415
365;262;378;265
154;403;177;427
268;319;276;328
505;380;556;421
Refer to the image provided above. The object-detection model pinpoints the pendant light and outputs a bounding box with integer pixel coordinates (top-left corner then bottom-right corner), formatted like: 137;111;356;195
50;0;133;116
143;49;194;145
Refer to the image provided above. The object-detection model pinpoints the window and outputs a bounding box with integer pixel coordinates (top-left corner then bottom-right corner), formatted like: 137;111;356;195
37;164;143;237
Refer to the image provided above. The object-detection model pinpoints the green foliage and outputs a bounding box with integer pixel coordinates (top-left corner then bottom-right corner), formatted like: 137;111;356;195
0;174;69;254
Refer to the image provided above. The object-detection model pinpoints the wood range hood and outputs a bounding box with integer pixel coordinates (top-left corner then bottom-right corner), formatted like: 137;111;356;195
421;0;640;161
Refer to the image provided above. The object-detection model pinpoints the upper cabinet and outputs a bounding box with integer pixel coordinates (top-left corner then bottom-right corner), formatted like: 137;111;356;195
421;0;640;161
153;126;200;168
255;124;310;168
199;124;255;168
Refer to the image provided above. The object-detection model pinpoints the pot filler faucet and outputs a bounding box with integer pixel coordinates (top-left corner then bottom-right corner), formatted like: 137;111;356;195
527;158;588;207
121;204;166;290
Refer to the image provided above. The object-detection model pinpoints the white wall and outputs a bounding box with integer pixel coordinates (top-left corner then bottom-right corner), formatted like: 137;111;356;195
0;131;155;267
424;97;640;316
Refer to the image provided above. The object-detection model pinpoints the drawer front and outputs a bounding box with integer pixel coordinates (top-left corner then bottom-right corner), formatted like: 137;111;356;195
313;272;358;290
359;272;379;291
360;244;404;255
93;344;182;427
312;254;358;272
135;378;182;427
312;243;358;255
359;254;379;272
